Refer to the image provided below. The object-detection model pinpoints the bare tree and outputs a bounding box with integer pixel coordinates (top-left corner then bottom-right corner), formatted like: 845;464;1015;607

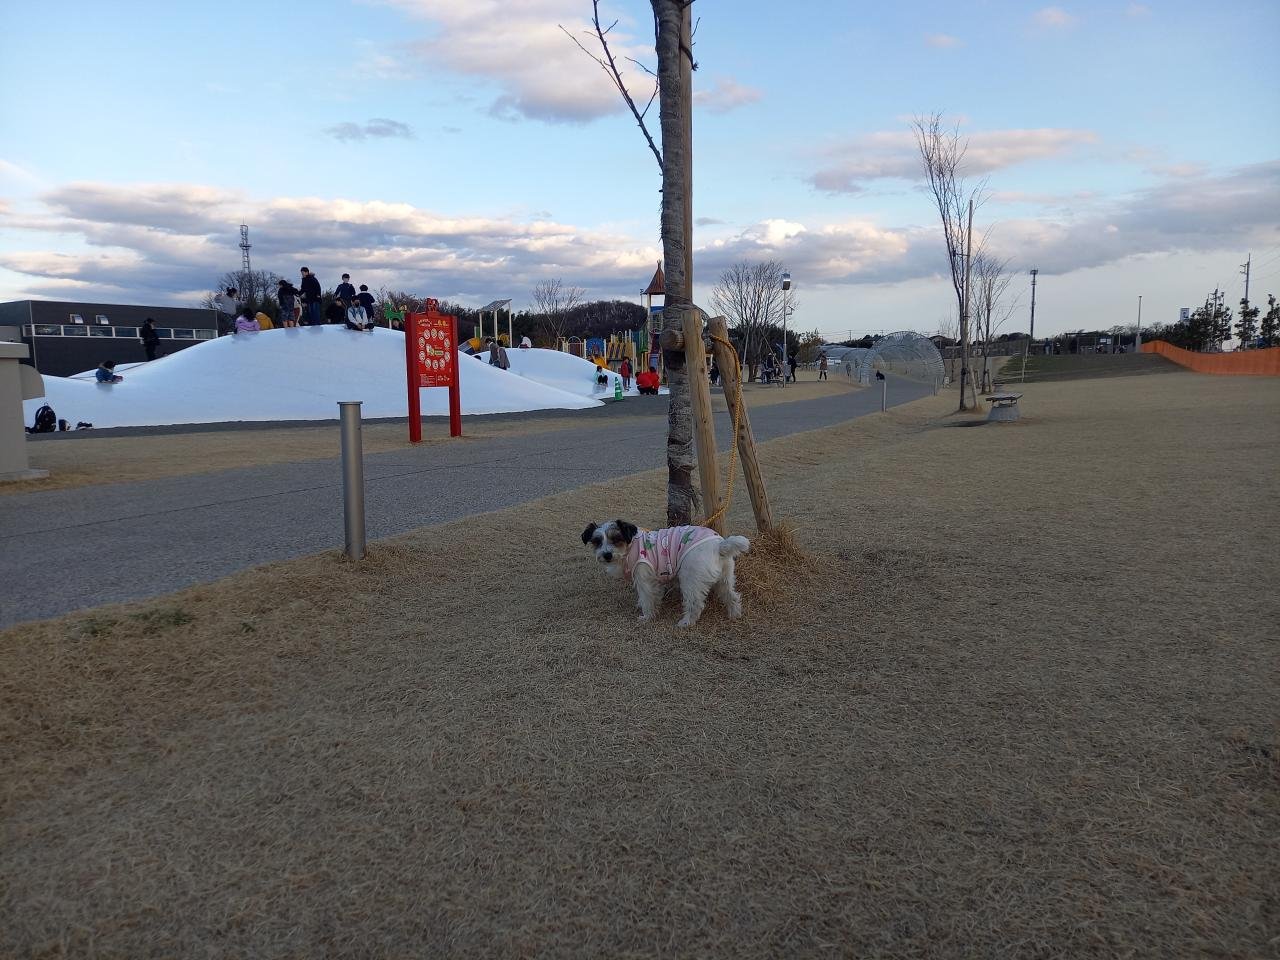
199;269;283;314
530;278;585;346
913;113;986;410
710;260;787;382
971;252;1017;391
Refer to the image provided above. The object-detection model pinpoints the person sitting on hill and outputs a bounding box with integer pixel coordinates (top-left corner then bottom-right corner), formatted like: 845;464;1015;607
636;366;660;395
345;303;376;332
235;309;261;334
95;361;123;383
255;311;275;331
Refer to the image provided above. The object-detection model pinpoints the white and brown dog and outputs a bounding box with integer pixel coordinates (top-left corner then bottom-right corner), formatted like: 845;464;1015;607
581;520;750;626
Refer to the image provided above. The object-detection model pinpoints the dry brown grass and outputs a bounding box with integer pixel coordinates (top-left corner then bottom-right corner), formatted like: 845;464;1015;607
1;371;1276;958
7;375;856;496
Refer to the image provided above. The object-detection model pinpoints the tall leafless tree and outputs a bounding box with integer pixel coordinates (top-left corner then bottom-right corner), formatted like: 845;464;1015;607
913;113;985;410
567;0;699;524
971;252;1017;391
530;278;585;346
710;259;787;382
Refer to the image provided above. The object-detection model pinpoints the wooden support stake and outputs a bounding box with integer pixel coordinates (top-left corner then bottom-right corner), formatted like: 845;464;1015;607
707;315;774;532
682;306;722;533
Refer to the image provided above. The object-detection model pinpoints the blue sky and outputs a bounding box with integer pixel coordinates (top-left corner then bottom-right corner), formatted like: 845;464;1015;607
1;0;1277;339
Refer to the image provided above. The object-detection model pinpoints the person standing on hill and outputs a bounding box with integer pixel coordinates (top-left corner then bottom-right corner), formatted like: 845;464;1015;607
213;286;239;334
299;267;322;325
277;278;300;327
140;317;161;361
818;352;828;381
334;273;357;304
356;284;377;321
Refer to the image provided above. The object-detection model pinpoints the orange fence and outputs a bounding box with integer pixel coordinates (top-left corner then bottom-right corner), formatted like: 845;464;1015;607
1141;340;1280;376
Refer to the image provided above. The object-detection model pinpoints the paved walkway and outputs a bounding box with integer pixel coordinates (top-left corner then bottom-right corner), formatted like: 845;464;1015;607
1;378;930;627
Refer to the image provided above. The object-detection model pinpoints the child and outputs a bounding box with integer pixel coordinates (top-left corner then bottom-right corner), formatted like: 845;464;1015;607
95;361;123;383
235;309;261;334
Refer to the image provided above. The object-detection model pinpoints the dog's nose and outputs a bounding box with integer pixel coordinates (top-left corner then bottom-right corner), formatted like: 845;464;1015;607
602;551;613;562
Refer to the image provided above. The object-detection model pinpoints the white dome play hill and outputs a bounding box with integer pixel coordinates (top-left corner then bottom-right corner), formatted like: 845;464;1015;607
24;326;603;429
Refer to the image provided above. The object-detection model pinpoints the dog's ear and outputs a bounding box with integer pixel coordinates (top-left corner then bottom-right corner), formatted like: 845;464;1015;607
581;522;598;545
615;520;638;543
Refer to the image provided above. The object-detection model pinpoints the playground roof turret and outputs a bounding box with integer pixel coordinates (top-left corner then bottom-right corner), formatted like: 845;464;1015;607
643;261;665;297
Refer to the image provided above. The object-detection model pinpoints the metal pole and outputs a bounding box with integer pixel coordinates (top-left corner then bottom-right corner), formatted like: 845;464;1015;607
1028;268;1038;355
881;376;887;412
339;401;366;561
1135;295;1142;352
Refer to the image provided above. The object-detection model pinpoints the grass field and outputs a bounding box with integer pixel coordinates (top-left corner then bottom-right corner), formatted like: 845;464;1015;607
1;371;1276;958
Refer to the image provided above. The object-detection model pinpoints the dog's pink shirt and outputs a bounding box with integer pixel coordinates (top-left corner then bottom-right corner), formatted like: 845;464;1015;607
624;525;718;583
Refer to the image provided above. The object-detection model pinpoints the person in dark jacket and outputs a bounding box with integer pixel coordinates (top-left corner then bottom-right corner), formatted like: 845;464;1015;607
356;284;377;321
788;353;798;383
277;278;300;327
140;318;161;361
299;267;322;325
325;300;347;325
334;273;357;303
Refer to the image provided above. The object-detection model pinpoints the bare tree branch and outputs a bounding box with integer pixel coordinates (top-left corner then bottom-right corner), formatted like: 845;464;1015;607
559;1;662;169
530;278;585;346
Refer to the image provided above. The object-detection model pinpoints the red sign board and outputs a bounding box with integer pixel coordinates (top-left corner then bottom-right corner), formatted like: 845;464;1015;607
413;311;456;388
404;300;462;441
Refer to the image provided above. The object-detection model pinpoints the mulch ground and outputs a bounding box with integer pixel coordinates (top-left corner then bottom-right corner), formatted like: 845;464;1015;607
1;371;1276;958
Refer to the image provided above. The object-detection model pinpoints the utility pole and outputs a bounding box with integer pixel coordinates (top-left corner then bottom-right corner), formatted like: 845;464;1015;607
780;271;791;386
958;195;974;410
1028;268;1039;354
1135;295;1142;352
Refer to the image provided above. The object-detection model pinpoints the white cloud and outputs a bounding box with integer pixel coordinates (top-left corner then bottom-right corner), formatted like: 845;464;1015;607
810;127;1099;194
924;33;961;48
694;78;762;114
1126;3;1151;17
1033;7;1076;28
324;118;415;142
380;0;649;123
2;163;1275;305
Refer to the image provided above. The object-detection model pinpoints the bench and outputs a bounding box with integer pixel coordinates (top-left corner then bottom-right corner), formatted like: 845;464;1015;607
985;392;1022;422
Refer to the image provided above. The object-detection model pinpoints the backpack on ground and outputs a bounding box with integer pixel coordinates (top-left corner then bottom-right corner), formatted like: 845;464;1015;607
29;404;56;434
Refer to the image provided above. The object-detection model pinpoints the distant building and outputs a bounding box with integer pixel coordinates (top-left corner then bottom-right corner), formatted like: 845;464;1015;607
0;300;219;376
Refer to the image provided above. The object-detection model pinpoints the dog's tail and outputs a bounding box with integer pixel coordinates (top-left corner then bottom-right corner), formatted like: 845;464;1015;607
718;535;750;558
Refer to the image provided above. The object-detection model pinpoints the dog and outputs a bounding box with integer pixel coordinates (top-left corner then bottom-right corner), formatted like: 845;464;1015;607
581;520;750;627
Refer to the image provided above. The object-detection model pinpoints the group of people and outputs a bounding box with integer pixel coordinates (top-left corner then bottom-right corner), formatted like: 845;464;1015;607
215;268;381;336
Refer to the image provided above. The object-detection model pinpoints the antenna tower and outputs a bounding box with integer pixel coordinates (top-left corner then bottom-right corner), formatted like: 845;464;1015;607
239;223;253;306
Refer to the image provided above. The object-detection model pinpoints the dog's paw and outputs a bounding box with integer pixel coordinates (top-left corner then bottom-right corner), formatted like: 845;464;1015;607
726;605;743;620
676;616;696;628
637;613;654;623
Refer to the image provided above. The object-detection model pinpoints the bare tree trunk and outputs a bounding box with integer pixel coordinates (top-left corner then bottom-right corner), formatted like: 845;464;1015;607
654;0;696;525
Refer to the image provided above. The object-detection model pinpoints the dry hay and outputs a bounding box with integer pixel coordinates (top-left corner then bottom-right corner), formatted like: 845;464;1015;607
1;371;1277;958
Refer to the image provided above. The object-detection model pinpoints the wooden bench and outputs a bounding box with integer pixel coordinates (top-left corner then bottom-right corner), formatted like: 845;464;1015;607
985;392;1022;422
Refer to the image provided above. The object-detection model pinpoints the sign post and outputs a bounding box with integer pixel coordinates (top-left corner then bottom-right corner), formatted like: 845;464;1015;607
404;299;462;442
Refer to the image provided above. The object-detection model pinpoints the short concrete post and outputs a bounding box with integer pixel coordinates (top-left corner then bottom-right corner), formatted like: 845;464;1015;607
0;342;49;483
339;401;366;561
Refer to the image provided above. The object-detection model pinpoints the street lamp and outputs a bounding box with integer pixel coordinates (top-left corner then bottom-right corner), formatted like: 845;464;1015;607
781;270;792;385
1028;268;1039;355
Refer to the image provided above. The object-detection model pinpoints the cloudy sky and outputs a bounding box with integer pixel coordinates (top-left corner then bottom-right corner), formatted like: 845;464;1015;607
2;0;1277;338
